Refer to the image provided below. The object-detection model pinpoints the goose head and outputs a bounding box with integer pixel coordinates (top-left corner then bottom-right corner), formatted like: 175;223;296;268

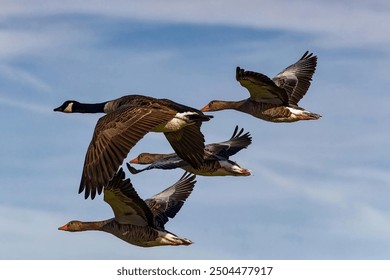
201;100;237;112
130;153;166;164
58;220;107;232
54;100;106;113
53;100;79;113
58;220;84;231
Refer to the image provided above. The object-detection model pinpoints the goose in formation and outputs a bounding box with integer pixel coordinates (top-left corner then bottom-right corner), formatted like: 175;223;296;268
58;168;195;247
201;51;321;122
53;94;212;199
128;125;252;176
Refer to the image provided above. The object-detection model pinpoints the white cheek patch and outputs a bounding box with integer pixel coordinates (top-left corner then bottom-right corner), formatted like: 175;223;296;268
64;102;74;113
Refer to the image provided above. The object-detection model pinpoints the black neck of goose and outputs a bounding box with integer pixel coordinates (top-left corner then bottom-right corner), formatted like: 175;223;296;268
73;102;107;113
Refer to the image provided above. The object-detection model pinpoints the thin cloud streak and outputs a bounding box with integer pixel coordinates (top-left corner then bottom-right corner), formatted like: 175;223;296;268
0;96;50;114
348;204;390;239
0;64;51;93
0;1;389;49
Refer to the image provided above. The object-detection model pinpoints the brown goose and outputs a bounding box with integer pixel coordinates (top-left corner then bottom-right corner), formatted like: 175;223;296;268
58;168;195;247
201;51;321;122
53;94;212;199
128;126;252;176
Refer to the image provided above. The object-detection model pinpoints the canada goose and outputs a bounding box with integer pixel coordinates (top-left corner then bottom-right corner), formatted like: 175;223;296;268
58;168;195;247
53;94;212;199
128;126;252;176
201;51;321;122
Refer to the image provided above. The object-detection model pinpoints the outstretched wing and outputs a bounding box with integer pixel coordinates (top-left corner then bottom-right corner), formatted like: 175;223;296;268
144;173;196;229
236;66;289;105
272;51;317;106
204;126;252;159
79;106;174;199
103;168;155;227
164;123;207;169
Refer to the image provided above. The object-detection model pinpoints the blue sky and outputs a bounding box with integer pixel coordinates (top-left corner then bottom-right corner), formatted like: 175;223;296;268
0;0;389;259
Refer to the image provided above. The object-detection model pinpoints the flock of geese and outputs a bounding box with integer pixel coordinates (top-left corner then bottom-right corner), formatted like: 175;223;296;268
54;51;319;247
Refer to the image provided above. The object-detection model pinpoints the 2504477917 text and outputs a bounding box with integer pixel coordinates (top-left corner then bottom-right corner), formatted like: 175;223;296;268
117;266;273;276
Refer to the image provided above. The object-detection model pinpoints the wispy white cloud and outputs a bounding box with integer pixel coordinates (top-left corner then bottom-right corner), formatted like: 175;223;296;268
0;64;51;92
0;19;100;60
254;164;346;206
0;0;389;49
347;204;390;239
0;204;66;259
0;96;49;114
334;167;390;186
0;30;51;58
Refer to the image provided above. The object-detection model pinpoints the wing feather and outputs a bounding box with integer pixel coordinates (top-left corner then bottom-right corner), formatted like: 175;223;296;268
272;51;317;105
236;66;289;105
204;126;252;158
164;123;206;169
145;173;196;229
79;106;175;199
103;168;155;227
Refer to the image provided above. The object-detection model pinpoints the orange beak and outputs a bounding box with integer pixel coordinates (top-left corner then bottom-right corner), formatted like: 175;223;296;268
200;104;210;112
58;224;68;231
129;157;139;164
241;169;251;176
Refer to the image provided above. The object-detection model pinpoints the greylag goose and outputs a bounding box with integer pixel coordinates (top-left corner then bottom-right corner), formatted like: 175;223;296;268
58;168;195;247
201;51;321;122
53;94;212;199
128;126;251;176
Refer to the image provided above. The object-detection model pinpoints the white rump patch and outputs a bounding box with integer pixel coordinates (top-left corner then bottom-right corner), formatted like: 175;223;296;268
175;111;197;120
162;112;197;131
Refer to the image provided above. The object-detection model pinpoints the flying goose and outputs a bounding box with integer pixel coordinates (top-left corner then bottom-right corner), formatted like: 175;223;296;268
54;94;212;199
128;126;252;176
201;51;321;122
58;168;195;247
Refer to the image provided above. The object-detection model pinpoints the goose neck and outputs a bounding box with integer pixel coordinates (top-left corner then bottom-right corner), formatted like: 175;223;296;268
74;102;107;113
